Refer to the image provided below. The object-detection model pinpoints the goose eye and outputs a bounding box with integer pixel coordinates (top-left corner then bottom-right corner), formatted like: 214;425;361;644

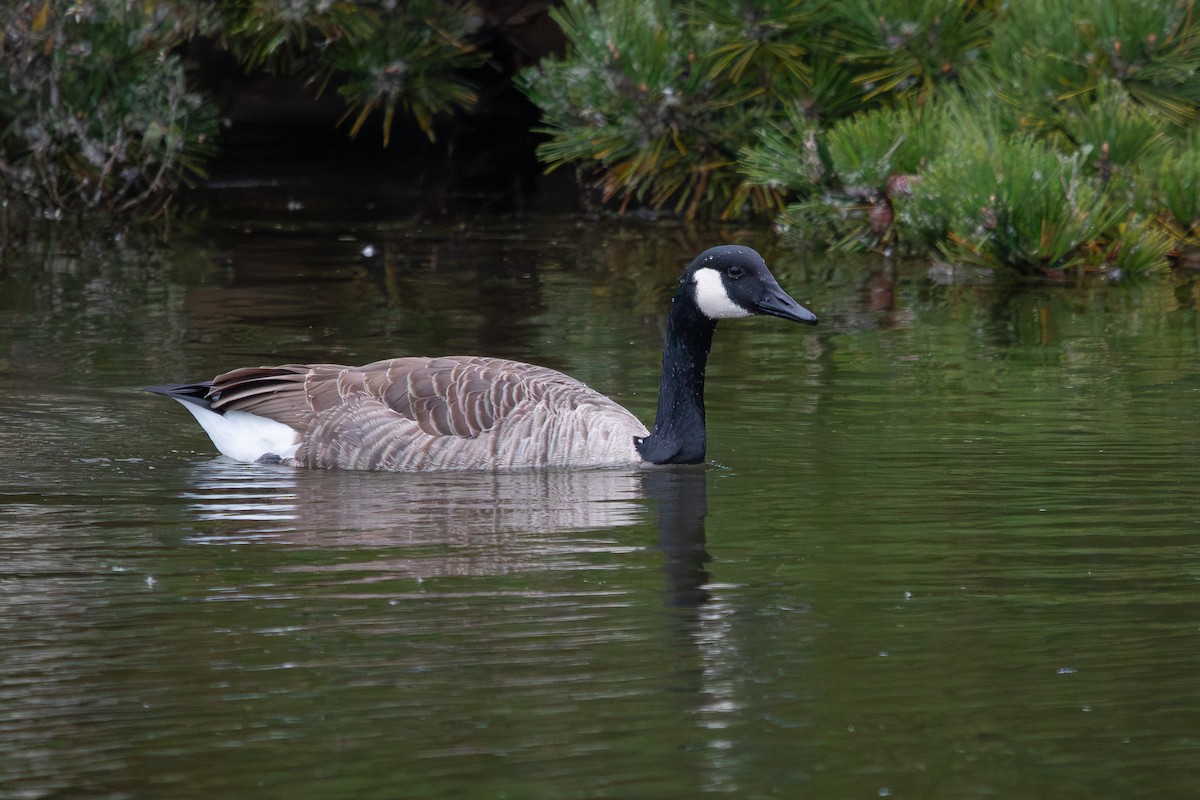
726;265;744;279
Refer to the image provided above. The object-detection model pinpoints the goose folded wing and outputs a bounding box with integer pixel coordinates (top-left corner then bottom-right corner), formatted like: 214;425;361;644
207;357;546;439
369;357;538;438
207;364;352;428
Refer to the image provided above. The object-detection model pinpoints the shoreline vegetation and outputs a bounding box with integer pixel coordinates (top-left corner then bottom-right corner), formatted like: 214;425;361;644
4;0;1200;278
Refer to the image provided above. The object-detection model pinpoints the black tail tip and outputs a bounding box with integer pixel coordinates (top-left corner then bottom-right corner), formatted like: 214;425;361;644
143;382;214;407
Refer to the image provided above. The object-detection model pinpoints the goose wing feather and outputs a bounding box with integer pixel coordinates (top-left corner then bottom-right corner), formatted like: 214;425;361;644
205;356;647;470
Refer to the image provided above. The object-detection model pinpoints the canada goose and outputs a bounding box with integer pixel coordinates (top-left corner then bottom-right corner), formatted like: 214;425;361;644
146;245;817;470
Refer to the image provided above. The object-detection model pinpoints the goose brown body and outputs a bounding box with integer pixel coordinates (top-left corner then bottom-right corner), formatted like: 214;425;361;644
207;356;648;470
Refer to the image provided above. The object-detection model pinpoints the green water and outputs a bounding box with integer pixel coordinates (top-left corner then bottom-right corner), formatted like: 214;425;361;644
2;203;1199;799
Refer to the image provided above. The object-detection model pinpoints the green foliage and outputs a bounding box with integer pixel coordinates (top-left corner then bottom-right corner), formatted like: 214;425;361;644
0;0;218;216
520;0;706;215
738;104;825;195
830;0;994;101
1153;133;1200;239
213;0;485;144
519;0;813;219
1058;86;1168;170
743;99;973;250
1102;215;1176;276
0;0;494;220
328;3;483;144
7;0;1200;281
912;136;1126;271
520;0;1200;275
823;102;945;186
986;0;1200;126
217;0;377;72
696;0;815;90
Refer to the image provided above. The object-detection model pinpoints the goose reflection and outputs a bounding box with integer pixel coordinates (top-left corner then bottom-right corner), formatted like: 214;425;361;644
179;460;745;779
641;469;711;607
181;459;711;605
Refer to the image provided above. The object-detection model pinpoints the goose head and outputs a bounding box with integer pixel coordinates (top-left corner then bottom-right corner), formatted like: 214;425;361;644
636;245;816;465
683;245;818;325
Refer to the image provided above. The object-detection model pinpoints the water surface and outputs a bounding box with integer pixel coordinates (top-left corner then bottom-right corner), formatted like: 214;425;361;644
2;199;1199;799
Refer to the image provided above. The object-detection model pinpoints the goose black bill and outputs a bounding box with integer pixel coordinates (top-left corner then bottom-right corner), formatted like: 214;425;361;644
756;289;818;326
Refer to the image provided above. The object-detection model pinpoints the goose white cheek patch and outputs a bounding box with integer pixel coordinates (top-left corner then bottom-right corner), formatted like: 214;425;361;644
693;267;752;320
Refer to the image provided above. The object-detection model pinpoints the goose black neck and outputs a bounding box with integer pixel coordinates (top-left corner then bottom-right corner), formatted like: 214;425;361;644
636;293;716;465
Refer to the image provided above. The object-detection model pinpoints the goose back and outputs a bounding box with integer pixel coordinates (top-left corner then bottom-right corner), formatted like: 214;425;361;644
207;356;649;470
